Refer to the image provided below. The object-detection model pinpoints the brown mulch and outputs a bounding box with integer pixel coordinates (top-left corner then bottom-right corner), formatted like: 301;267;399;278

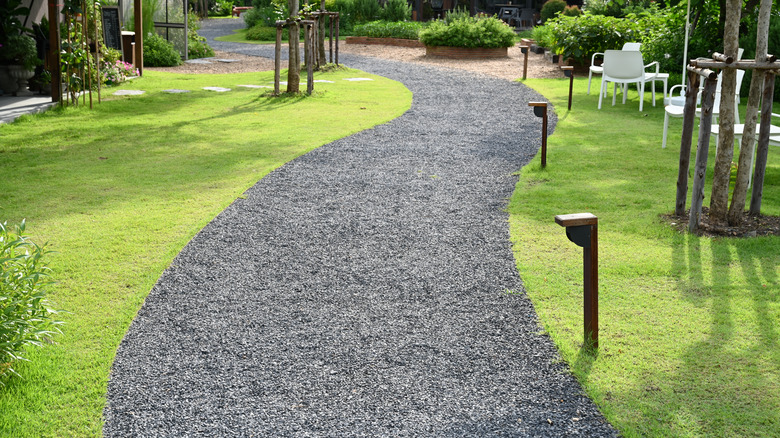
663;207;780;238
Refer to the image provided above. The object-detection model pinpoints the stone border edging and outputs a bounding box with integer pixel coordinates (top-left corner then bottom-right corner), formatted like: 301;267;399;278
425;45;508;59
345;36;424;48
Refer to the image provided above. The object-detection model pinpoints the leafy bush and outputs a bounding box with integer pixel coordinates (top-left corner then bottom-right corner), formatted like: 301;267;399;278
1;220;62;383
143;32;182;67
188;17;215;59
243;5;281;28
351;0;381;23
211;0;234;16
540;0;566;23
530;24;555;49
380;0;412;22
546;14;642;63
419;15;515;49
561;5;582;17
353;20;424;40
246;24;304;41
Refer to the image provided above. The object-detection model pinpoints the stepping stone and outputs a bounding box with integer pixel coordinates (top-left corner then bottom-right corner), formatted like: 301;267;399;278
112;89;145;96
203;87;231;92
163;89;191;93
343;78;373;81
214;59;240;63
185;59;212;64
313;80;335;83
237;84;271;89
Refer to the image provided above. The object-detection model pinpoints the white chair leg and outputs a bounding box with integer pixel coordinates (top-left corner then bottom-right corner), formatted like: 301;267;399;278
651;80;656;107
612;83;618;106
639;82;644;111
587;70;593;95
598;81;604;109
662;111;670;149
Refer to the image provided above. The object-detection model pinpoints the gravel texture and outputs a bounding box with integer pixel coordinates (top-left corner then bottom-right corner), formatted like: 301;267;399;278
103;18;617;437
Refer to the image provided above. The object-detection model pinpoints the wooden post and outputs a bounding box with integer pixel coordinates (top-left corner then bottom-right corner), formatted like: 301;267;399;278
555;213;599;349
48;0;61;103
749;72;776;215
520;45;528;80
274;23;282;95
134;0;143;75
562;66;574;111
329;13;333;63
305;22;314;95
529;102;548;168
675;69;703;216
334;15;339;66
688;74;718;233
83;1;93;109
95;1;101;103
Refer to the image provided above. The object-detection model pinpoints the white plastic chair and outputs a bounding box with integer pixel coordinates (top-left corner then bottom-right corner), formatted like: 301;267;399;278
661;68;745;149
598;50;659;111
587;42;641;96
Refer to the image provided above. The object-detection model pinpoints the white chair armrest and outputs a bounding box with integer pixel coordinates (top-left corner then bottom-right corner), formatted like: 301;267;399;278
591;51;605;65
644;61;660;74
669;84;686;97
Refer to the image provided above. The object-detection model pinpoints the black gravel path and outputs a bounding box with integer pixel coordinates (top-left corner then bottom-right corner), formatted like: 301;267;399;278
103;19;617;437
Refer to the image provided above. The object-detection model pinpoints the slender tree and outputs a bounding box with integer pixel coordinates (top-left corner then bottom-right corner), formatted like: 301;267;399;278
708;0;741;223
287;0;301;93
727;0;772;224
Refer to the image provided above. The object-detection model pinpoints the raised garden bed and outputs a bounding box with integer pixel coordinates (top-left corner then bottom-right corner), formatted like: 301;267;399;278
425;45;508;59
345;36;424;48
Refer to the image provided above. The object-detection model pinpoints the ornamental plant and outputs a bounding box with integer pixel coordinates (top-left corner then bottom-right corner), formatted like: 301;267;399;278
353;20;424;40
0;220;62;383
418;15;515;49
546;13;642;64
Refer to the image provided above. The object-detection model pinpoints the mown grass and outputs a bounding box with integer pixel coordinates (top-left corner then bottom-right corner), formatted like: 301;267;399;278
512;77;779;437
0;68;411;436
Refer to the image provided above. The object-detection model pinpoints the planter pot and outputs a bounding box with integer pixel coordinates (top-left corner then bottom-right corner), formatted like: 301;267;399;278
8;65;34;96
425;45;508;59
0;65;19;96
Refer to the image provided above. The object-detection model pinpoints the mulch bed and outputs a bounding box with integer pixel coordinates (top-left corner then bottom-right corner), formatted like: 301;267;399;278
663;207;780;237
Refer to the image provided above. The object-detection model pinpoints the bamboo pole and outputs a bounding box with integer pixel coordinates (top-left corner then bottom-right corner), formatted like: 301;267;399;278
274;23;282;95
674;69;702;216
749;72;776;215
95;0;101;103
688;75;718;232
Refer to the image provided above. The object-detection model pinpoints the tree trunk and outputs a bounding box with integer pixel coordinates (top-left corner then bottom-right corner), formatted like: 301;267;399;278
317;14;327;68
728;0;772;224
287;0;301;93
689;76;720;233
708;0;741;223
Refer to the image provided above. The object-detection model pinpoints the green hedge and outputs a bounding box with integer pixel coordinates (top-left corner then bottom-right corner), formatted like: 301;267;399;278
352;21;424;40
245;24;304;41
418;16;516;49
142;33;182;67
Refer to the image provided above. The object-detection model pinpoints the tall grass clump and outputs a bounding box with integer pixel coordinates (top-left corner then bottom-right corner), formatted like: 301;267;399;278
0;221;61;383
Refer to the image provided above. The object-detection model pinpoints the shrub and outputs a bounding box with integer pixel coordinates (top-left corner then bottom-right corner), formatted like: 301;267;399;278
546;14;642;64
419;15;515;49
211;0;234;16
380;0;412;22
246;24;304;41
351;0;381;22
353;20;424;40
562;5;582;17
243;5;282;28
0;220;62;383
540;0;566;23
531;24;555;49
188;17;215;59
143;32;182;67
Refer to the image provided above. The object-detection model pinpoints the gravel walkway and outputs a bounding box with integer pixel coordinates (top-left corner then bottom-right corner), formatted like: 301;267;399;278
103;19;617;437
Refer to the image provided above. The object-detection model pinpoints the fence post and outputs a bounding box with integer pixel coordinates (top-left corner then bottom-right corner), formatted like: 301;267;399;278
561;66;574;110
528;101;548;168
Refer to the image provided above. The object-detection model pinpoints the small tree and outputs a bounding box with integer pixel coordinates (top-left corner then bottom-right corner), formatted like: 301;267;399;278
287;0;300;93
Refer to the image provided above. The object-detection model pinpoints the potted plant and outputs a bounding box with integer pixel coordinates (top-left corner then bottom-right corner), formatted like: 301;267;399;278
0;34;42;96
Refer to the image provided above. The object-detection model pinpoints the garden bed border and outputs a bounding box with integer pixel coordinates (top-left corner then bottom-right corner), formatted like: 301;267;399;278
345;36;424;48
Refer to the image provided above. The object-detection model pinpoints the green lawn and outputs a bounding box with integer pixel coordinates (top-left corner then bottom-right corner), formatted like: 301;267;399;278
0;68;411;436
512;77;779;437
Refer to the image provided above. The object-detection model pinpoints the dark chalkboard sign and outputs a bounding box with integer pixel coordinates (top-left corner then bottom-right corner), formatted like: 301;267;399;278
101;6;123;52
